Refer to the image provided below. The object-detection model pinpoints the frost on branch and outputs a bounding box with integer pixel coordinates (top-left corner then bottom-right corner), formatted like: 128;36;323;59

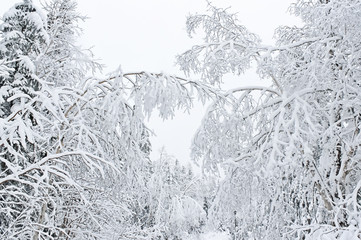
121;71;223;120
130;72;193;120
180;0;361;239
177;4;260;85
0;1;146;238
2;0;361;239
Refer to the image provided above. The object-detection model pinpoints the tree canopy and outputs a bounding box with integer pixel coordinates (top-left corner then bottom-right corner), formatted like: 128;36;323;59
0;0;360;239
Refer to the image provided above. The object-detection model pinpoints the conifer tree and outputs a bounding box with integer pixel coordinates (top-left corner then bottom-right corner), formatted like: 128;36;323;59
0;1;50;238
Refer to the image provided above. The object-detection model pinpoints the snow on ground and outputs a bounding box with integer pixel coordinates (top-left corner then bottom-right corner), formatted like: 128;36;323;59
188;231;231;240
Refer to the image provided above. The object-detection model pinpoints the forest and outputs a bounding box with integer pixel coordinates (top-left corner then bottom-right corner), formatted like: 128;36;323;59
0;0;361;239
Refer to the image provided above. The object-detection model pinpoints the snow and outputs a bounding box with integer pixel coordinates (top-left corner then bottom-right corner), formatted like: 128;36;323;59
27;12;44;29
1;0;361;239
2;5;19;21
188;231;231;240
19;56;36;73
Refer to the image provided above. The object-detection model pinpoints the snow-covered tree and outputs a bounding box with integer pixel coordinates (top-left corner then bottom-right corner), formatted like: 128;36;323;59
0;1;52;238
178;1;361;239
39;0;99;87
0;1;140;238
3;0;360;239
146;150;206;239
0;1;211;239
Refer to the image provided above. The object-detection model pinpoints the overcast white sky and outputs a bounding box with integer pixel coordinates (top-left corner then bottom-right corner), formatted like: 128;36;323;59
0;0;301;164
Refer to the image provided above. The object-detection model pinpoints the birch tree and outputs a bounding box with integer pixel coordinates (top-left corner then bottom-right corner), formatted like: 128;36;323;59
178;1;361;239
0;1;213;239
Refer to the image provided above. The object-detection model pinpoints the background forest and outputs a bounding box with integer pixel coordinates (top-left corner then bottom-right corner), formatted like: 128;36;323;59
0;0;361;239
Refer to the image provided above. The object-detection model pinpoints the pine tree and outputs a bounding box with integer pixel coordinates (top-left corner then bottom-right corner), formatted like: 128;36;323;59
0;1;50;238
1;1;110;238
